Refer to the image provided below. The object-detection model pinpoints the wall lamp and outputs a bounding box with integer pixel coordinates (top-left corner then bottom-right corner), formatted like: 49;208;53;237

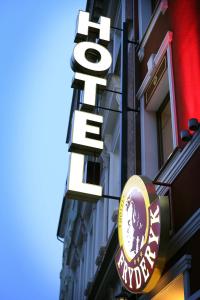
180;130;192;142
180;118;200;142
188;118;200;131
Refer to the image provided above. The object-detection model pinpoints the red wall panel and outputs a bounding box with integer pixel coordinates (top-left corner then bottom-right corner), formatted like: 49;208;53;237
169;0;200;136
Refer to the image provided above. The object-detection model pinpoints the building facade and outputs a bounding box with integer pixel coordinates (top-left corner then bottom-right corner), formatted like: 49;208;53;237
57;1;200;299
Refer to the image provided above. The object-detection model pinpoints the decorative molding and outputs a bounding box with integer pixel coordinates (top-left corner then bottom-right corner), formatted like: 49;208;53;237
138;47;145;62
154;31;173;66
81;201;93;221
160;0;168;14
87;227;118;300
137;31;173;100
102;74;120;138
168;209;200;261
64;274;71;287
166;39;178;147
73;216;83;247
189;289;200;300
95;255;102;266
147;53;156;74
60;290;65;300
155;130;200;195
138;207;200;299
111;209;118;223
107;74;120;95
84;280;93;297
111;118;120;153
80;217;87;242
95;246;106;266
99;245;106;256
100;151;110;169
69;242;80;269
138;0;168;61
145;55;167;108
73;248;80;267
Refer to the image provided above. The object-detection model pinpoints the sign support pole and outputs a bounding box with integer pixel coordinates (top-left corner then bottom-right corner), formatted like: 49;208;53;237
121;21;128;193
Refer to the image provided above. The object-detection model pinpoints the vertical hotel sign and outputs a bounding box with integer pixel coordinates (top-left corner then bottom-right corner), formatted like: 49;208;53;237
115;175;169;294
66;11;112;201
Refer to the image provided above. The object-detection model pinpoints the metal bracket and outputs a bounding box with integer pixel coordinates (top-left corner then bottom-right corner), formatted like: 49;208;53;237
111;26;139;46
104;88;122;95
79;102;121;113
128;40;139;46
78;102;139;114
111;26;123;31
127;107;140;113
102;194;120;200
153;181;171;187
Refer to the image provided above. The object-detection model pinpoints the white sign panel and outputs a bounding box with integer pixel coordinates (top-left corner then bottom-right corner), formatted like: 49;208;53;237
67;11;112;202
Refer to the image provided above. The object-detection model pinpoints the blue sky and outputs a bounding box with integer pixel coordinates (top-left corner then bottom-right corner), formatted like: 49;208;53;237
0;0;85;299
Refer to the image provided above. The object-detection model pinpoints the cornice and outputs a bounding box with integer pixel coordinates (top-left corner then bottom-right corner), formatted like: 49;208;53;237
155;130;200;195
168;209;200;261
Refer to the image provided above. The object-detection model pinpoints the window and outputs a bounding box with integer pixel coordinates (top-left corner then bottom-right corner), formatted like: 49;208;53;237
138;32;178;179
86;160;100;185
152;274;184;300
157;94;173;167
140;62;174;178
147;255;191;300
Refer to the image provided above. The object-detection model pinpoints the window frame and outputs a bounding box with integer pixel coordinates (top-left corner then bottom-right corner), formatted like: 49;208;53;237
137;31;178;179
138;255;192;300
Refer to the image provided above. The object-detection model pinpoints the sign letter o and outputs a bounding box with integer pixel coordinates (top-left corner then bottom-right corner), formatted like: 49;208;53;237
71;41;112;76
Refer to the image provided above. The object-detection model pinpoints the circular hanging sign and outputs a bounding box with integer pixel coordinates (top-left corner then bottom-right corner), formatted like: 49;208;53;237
115;175;169;294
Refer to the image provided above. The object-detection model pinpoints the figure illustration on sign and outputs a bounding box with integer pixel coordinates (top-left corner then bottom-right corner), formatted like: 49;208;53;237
123;188;147;259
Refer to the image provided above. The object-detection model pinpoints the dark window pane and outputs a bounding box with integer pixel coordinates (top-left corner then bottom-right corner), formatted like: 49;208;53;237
157;95;173;167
